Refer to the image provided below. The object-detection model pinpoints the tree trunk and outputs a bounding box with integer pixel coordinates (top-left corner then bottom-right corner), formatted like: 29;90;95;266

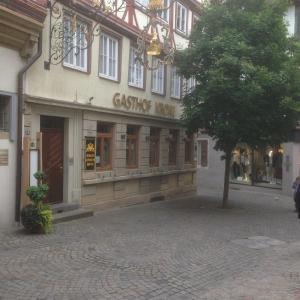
222;152;231;208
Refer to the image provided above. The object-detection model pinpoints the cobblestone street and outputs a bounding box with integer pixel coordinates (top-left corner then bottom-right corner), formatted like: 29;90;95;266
1;185;300;300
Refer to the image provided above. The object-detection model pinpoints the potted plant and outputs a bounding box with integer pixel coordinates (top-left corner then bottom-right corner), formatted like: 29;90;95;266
21;171;52;234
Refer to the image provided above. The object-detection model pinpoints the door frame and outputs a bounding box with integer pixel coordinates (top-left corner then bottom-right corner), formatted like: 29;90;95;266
30;103;82;205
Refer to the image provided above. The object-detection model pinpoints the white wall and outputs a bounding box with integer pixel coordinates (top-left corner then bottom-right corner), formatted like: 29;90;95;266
282;142;300;196
197;136;225;192
0;48;25;227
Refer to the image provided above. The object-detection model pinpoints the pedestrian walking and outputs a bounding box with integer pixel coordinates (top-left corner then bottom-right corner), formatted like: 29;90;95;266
292;176;300;212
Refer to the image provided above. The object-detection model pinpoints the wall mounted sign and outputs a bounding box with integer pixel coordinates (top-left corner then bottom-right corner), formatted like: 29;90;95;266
85;138;96;170
112;93;175;118
0;149;8;166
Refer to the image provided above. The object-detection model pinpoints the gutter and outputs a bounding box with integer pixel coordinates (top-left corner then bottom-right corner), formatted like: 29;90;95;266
15;33;43;222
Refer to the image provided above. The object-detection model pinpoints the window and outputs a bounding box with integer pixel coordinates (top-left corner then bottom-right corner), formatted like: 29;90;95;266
126;126;139;168
171;66;181;99
192;14;199;27
149;127;160;167
295;6;300;40
185;135;193;163
136;0;149;7
186;76;196;94
99;33;118;80
176;2;188;34
158;0;169;22
168;129;178;165
128;47;144;88
96;123;113;170
197;139;208;167
63;16;88;71
151;57;165;94
0;96;9;132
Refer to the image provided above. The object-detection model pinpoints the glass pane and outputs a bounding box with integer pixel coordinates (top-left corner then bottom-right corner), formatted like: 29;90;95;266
0;97;9;131
96;138;101;167
103;138;111;167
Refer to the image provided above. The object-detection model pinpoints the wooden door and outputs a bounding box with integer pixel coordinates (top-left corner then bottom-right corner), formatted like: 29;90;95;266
41;124;64;204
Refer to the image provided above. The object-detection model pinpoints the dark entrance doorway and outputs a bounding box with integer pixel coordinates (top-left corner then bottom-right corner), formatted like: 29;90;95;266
40;116;65;204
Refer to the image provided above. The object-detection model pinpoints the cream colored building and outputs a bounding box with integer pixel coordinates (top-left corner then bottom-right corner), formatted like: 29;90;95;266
0;0;47;227
16;0;201;216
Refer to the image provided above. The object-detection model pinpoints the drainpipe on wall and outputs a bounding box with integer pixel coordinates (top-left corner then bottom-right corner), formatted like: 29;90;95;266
15;33;43;222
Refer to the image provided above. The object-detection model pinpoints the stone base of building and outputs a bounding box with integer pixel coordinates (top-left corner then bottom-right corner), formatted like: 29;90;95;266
81;172;197;212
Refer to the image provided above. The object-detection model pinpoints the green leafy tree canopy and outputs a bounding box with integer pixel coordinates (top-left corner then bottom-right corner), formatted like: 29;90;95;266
176;0;300;206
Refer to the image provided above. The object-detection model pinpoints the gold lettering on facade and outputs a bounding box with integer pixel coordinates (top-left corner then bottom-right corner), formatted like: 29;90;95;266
113;93;151;113
112;93;175;118
155;102;176;118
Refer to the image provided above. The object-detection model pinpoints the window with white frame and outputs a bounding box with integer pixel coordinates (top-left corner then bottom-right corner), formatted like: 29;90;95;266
128;47;144;88
176;2;188;34
63;16;88;71
158;0;169;22
151;58;165;94
186;76;196;93
99;33;118;80
136;0;149;7
171;66;181;99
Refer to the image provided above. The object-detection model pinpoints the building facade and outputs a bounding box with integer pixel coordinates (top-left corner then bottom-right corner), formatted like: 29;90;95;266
0;0;201;226
0;0;47;226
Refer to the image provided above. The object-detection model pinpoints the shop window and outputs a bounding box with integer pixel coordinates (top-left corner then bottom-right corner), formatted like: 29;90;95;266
197;139;208;167
126;125;139;168
150;127;160;167
99;33;119;81
96;123;113;170
0;96;9;132
184;135;193;163
176;2;188;34
171;66;181;99
151;57;165;95
63;16;88;72
168;129;178;165
128;47;144;88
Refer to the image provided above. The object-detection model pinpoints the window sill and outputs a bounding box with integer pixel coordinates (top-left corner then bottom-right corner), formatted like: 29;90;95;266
99;74;119;83
170;95;181;101
151;90;165;97
63;63;88;74
175;28;188;38
128;83;145;91
83;168;197;185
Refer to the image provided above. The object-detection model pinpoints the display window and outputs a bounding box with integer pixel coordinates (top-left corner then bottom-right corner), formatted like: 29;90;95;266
230;144;283;187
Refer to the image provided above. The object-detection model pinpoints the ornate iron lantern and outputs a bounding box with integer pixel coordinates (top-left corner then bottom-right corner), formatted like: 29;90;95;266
44;0;175;70
136;0;176;70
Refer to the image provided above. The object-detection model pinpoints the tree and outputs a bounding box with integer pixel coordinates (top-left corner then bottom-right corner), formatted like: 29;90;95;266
176;0;300;208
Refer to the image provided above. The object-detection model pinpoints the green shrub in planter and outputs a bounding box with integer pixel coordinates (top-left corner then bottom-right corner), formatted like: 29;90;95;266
21;172;52;234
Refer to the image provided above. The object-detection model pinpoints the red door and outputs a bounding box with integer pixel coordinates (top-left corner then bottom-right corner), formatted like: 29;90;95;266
41;117;64;204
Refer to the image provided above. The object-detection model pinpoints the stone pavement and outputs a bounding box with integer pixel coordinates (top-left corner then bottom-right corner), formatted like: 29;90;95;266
1;185;300;300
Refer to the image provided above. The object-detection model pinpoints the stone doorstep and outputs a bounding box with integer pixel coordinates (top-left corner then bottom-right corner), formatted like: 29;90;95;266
52;208;94;224
51;203;80;214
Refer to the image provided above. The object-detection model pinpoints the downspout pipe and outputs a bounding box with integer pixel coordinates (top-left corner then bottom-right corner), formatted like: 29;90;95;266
15;33;43;222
